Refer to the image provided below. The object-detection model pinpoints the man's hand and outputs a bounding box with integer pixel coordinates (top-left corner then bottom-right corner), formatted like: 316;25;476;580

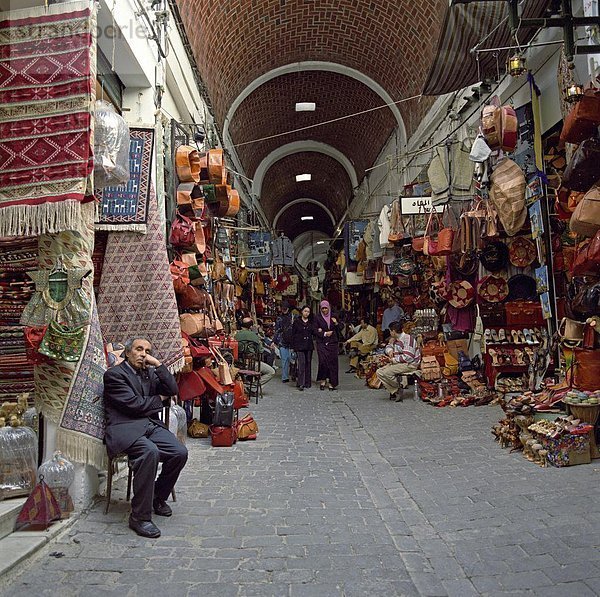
144;354;161;368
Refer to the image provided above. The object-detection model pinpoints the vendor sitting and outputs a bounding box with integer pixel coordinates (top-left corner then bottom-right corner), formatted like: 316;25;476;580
235;317;275;386
345;317;379;373
376;321;421;402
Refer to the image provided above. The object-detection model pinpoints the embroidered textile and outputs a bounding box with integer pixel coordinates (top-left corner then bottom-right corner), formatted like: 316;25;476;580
0;1;97;237
20;268;91;327
56;297;106;469
97;190;185;372
95;127;155;233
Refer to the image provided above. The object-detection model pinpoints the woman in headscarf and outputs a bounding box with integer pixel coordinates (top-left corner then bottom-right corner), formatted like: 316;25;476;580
313;300;340;390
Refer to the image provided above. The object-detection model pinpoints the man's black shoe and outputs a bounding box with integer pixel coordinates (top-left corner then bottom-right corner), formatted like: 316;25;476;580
129;517;161;538
153;499;172;517
345;367;356;374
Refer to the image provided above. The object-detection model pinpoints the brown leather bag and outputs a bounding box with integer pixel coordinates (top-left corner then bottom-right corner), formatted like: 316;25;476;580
573;347;600;390
177;285;210;310
570;185;600;238
560;88;600;144
572;230;600;275
563;138;600;192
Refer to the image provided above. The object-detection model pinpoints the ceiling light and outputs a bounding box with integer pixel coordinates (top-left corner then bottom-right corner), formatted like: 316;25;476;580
296;173;311;182
316;241;325;245
301;216;314;221
295;102;316;112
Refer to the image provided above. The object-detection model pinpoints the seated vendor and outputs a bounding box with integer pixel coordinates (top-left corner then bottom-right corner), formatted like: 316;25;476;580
375;321;421;402
235;317;275;386
345;317;379;373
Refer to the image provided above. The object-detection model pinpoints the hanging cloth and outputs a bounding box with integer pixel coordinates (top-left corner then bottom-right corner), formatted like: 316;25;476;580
20;268;91;327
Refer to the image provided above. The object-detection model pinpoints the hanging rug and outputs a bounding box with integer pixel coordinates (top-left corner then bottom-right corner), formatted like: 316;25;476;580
0;1;97;237
95;127;155;233
97;188;185;373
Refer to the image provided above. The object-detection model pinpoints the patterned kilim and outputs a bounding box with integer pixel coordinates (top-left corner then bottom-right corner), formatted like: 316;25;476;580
56;296;107;470
95;127;155;233
0;1;97;237
97;190;185;372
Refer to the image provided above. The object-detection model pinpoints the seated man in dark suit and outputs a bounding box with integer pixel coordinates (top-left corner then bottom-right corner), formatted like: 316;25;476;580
103;337;188;538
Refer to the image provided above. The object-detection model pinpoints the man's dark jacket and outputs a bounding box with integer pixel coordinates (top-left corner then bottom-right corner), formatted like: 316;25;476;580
103;362;178;457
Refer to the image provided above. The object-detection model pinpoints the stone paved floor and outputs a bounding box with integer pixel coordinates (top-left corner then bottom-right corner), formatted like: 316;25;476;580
2;357;600;596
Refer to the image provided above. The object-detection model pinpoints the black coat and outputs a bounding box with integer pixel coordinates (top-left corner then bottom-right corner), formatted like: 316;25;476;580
103;362;178;457
291;317;314;352
313;314;340;346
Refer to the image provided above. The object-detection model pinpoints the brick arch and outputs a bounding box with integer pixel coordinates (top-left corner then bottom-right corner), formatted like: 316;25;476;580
178;0;447;137
260;152;353;222
276;201;334;240
230;70;397;182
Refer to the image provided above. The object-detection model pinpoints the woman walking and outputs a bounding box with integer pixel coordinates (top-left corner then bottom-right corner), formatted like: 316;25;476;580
291;305;314;391
314;300;340;390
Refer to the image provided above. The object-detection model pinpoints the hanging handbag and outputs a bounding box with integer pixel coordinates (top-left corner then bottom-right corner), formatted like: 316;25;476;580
572;230;600;275
177;284;210;310
180;313;213;337
208;293;224;334
563;138;600;192
237;413;259;440
170;260;190;294
24;325;48;364
169;212;196;247
570;185;600;238
560;87;600;144
38;321;86;362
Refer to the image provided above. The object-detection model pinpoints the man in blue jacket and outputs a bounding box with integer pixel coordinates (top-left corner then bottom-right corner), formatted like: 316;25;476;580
104;338;188;538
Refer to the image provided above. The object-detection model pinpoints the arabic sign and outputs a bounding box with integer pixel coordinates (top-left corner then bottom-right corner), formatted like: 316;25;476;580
400;196;444;215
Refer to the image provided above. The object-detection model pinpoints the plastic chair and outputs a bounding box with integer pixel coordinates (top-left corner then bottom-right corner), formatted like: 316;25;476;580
104;404;176;514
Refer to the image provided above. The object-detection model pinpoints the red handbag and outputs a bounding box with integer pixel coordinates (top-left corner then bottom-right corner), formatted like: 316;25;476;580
572;230;600;276
182;332;212;359
177;370;207;401
24;326;49;364
233;380;249;409
176;284;210;310
560;88;600;145
210;425;237;447
170;260;190;294
573;347;600;390
169;212;196;247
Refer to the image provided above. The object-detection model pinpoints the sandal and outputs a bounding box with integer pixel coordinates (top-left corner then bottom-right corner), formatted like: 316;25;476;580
511;330;520;344
514;349;525;366
490;329;500;344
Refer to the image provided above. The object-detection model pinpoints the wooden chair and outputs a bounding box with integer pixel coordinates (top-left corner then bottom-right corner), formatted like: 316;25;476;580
236;341;263;404
104;404;176;514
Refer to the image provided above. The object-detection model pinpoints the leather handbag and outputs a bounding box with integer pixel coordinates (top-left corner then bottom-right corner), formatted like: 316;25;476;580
210;425;237;447
570;185;600;238
182;332;212;359
175;145;201;182
187;418;209;438
562;138;600;192
170;260;190;294
233;380;249;409
208;294;224;334
38;321;86;362
572;281;600;318
482;104;501;150
177;370;207;401
560;87;600;144
169;212;196;247
442;351;459;376
572;230;600;275
212;346;233;385
558;317;585;345
212;390;234;427
495;105;518;152
24;325;49;364
573;347;600;391
237;413;258;440
177;284;210;310
180;313;213;337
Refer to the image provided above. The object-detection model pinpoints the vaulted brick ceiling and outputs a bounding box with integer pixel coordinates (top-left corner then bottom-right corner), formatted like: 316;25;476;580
176;0;447;238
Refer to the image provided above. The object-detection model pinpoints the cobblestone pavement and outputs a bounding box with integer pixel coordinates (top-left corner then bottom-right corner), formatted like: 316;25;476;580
2;358;600;596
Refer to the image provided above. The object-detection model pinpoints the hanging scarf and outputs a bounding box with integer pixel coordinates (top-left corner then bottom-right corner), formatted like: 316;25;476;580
320;300;332;327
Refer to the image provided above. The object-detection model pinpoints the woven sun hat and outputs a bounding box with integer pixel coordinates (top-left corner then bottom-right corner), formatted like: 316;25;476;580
509;236;536;268
480;240;509;272
478;275;509;303
489;158;527;236
447;280;475;309
507;274;537;301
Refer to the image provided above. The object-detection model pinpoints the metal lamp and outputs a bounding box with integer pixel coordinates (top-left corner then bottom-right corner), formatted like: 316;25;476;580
507;53;527;77
565;83;584;103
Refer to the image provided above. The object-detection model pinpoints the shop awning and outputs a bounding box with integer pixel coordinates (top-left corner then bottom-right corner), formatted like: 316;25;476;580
423;0;551;96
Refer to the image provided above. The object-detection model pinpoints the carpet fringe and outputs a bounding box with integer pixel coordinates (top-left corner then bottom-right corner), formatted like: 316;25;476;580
55;428;107;471
0;201;90;237
94;223;147;233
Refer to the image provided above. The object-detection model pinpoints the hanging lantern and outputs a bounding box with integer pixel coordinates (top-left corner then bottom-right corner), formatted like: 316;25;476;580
38;451;75;518
507;53;527;77
565;83;584;103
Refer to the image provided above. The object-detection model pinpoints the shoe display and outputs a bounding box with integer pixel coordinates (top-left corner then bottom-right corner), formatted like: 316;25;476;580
129;517;161;538
153;499;172;517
